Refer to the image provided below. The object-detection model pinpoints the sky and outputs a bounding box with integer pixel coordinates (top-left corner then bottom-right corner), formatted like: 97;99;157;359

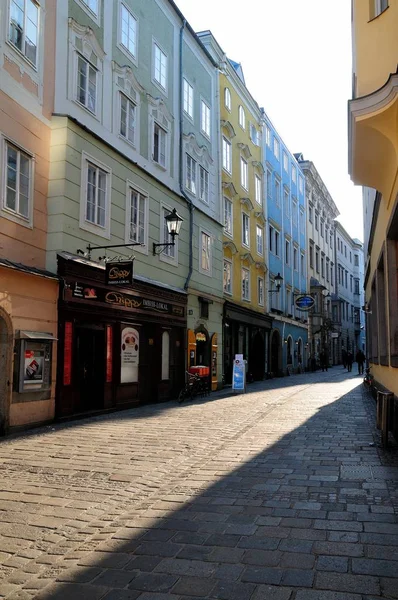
177;0;363;242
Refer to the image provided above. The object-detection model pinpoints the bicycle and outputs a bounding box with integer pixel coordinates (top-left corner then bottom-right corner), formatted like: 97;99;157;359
178;371;209;403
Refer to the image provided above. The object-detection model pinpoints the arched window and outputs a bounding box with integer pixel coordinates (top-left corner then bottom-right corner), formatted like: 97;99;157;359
238;105;245;129
224;87;231;111
161;331;170;380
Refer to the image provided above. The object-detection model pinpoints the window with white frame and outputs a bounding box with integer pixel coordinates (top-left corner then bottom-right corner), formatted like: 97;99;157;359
242;268;250;300
240;157;248;190
224;197;233;235
153;42;167;90
309;205;313;223
9;0;39;67
127;186;147;247
255;175;262;205
250;124;259;146
266;170;272;199
274;178;280;207
201;231;211;273
153;122;167;167
82;0;98;14
292;199;298;227
292;165;297;184
224;260;232;294
120;93;136;145
256;225;263;255
284;189;290;217
185;154;196;194
285;239;290;265
300;208;305;234
4;141;32;221
293;246;298;270
183;79;194;118
258;277;264;306
224;87;231;111
283;152;288;172
120;3;137;58
269;225;280;256
199;166;209;204
201;100;211;137
85;161;107;228
222;137;232;173
273;137;280;160
299;176;304;194
265;125;271;147
161;207;176;260
242;213;250;247
315;212;319;231
300;252;305;276
77;54;97;113
238;105;245;129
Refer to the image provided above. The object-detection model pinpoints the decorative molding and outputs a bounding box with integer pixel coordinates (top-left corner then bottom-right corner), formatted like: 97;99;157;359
147;93;173;123
255;261;267;272
112;61;145;98
222;181;238;197
68;18;105;60
240;197;254;211
252;160;265;173
237;142;252;159
254;211;266;225
241;252;255;265
183;133;213;165
220;120;236;138
223;240;238;255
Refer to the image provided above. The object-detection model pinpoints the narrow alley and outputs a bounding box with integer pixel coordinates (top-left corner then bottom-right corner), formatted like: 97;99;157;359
0;371;397;600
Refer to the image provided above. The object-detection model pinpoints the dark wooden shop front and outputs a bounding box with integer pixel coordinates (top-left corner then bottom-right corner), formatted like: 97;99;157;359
56;253;186;418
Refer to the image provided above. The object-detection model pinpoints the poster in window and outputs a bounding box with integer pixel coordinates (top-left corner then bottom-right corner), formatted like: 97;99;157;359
24;348;44;383
120;327;139;383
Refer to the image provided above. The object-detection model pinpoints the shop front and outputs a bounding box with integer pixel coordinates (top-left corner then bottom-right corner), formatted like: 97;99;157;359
56;253;186;418
223;301;273;384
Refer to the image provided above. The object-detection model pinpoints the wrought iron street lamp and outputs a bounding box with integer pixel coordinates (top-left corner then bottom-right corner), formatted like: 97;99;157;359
153;208;183;255
268;272;283;294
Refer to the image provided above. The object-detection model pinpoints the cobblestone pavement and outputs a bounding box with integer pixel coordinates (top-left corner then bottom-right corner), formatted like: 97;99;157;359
0;369;397;600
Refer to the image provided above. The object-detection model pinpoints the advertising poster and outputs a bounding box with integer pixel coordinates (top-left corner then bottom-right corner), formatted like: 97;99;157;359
232;354;246;392
24;348;44;383
120;327;139;383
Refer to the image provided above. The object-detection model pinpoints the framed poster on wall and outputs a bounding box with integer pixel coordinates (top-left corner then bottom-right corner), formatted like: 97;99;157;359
120;327;139;383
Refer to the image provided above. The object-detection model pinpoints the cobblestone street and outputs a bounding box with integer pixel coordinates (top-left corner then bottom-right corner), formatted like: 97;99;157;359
0;370;397;600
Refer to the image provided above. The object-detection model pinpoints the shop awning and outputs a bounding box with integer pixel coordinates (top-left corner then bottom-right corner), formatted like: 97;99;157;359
16;331;58;341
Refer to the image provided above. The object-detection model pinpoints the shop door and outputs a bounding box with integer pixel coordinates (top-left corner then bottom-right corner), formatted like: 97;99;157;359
0;314;11;435
75;325;105;413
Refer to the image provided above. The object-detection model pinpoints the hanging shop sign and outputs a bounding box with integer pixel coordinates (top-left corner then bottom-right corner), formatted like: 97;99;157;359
105;261;133;286
121;327;139;383
294;295;315;311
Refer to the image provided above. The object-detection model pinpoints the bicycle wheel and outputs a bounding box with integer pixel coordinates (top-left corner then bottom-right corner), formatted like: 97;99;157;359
178;387;187;403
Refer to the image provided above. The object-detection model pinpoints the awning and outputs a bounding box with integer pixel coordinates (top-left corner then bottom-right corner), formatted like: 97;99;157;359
16;331;58;341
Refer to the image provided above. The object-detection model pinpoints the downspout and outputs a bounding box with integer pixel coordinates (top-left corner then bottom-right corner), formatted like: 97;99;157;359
179;19;194;292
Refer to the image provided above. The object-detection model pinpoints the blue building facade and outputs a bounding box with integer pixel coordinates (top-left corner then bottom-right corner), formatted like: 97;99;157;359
262;113;308;375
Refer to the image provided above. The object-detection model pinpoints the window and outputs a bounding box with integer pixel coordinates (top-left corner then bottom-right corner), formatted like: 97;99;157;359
256;225;263;255
371;0;389;19
199;166;209;204
292;200;298;227
201;232;211;274
201;101;211;137
275;230;280;256
242;213;250;247
222;137;232;173
338;238;340;251
83;0;98;14
224;260;232;294
185;154;196;194
354;278;360;295
354;254;359;266
266;170;272;198
299;176;303;194
224;198;233;235
344;245;347;257
4;141;31;221
293;247;298;270
269;225;280;256
315;249;319;273
120;94;136;144
77;55;97;113
274;178;280;207
320;220;324;238
153;42;167;90
330;232;333;248
350;274;353;292
255;175;262;205
309;205;313;223
284;189;290;217
183;79;194;118
285;239;290;265
265;125;271;147
240;157;248;190
321;256;325;278
326;259;330;282
300;253;305;276
161;207;176;260
309;244;314;268
120;3;137;58
224;87;231;111
345;270;348;288
200;100;210;137
250;124;259;146
238;106;245;129
127;187;147;247
258;278;264;306
153;123;167;167
242;268;250;300
85;162;107;228
330;263;334;284
292;165;297;184
9;0;38;66
273;137;280;159
283;152;288;172
350;251;352;263
314;212;319;231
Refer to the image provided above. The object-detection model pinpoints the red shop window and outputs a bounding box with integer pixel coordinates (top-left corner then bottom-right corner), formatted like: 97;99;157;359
106;325;113;383
63;322;73;386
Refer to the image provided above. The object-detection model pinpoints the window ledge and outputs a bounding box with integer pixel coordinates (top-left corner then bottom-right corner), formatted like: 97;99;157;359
0;208;33;229
6;41;38;74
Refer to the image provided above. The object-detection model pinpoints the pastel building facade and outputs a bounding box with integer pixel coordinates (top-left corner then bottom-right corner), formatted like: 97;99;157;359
263;125;308;375
0;0;58;433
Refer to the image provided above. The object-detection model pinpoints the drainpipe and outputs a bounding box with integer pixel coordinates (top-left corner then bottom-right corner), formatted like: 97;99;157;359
179;20;194;292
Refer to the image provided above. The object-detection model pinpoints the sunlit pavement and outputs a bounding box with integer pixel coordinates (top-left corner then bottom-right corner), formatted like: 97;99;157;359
0;369;397;600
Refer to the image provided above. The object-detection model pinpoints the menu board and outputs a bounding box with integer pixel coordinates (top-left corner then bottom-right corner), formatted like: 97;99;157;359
120;327;139;383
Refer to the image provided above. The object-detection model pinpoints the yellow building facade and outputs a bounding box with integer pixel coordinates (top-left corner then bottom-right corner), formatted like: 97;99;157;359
349;0;398;396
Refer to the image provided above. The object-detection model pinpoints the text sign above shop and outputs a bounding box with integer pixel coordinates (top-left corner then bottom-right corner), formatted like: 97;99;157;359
105;261;133;286
294;295;315;311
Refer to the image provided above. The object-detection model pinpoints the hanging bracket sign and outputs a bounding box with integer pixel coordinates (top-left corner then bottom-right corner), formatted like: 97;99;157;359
105;261;133;286
294;295;315;311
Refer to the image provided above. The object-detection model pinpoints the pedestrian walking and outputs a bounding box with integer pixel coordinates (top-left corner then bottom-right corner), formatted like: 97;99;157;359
320;350;328;372
342;348;347;369
356;349;365;375
347;351;353;372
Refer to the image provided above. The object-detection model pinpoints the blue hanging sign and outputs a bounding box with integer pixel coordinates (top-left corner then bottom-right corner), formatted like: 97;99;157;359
295;295;315;311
